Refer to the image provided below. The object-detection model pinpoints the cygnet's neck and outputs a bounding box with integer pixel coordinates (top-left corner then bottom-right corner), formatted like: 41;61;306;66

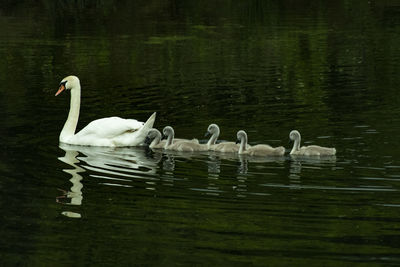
150;133;161;148
165;129;174;147
238;132;248;154
290;135;301;154
60;86;80;143
207;128;220;147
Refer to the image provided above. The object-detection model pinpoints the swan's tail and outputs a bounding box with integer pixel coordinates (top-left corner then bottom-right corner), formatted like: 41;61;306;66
143;112;156;129
133;112;156;146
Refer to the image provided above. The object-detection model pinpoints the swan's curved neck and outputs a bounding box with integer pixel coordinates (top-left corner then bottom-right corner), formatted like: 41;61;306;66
150;134;161;148
165;130;174;147
291;135;301;154
207;128;220;147
238;133;248;154
60;86;80;142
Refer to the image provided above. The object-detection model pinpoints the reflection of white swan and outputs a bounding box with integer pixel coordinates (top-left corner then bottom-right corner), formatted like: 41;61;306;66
289;130;336;156
57;148;84;205
57;145;84;218
59;144;161;184
236;130;285;156
57;143;163;218
55;75;156;146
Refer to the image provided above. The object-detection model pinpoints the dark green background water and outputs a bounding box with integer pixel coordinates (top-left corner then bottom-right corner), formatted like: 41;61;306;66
1;1;400;266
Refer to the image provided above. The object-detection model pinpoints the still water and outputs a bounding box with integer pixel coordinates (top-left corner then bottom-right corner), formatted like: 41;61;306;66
1;1;400;265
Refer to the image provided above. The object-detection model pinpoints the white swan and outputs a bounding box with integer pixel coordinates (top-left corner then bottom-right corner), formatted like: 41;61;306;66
236;130;285;156
55;75;156;147
205;123;241;153
163;126;206;152
289;130;336;156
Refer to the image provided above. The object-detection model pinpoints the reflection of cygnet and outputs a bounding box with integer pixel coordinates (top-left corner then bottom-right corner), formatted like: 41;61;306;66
236;130;285;156
205;123;242;153
163;126;206;152
289;130;336;156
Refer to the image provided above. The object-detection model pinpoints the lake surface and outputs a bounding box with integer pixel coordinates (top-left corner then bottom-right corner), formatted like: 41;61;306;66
1;1;400;265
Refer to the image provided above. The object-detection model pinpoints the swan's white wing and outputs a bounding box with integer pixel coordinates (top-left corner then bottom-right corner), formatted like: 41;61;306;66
75;117;144;139
63;112;156;147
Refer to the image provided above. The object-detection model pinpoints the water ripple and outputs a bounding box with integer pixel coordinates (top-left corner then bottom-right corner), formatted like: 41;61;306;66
260;183;397;192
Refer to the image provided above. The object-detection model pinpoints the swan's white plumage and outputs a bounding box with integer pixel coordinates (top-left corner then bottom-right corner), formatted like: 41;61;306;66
289;130;336;156
56;75;156;147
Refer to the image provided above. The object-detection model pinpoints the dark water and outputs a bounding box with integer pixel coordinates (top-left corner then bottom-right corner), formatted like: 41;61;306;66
1;1;400;265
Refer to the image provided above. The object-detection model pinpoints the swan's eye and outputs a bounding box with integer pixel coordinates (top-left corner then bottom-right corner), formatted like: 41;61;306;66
59;81;67;87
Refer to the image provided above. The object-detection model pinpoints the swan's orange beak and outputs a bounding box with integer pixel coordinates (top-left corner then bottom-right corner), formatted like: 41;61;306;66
55;84;65;96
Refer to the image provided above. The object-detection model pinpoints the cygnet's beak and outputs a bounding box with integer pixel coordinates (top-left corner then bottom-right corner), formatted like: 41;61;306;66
55;82;66;96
